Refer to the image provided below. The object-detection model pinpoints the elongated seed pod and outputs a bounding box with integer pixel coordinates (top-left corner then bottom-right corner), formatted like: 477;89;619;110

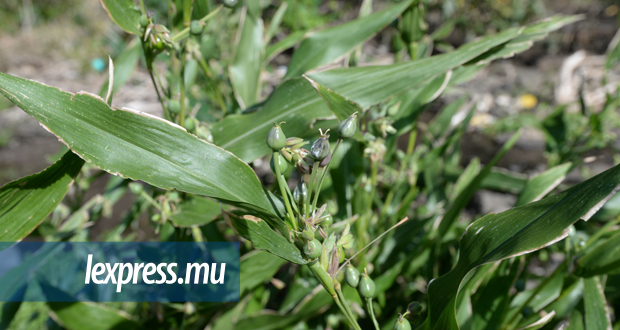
358;274;376;298
345;265;360;287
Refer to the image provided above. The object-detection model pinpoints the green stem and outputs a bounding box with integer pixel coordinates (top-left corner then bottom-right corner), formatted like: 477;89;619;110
309;263;361;330
146;59;170;120
365;298;380;330
336;282;358;327
139;0;146;14
196;56;227;114
311;139;342;215
273;152;298;231
179;49;187;127
182;0;192;26
306;161;320;220
172;6;223;42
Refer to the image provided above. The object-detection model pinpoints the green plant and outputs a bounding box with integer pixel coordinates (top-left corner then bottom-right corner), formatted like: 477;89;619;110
1;1;620;330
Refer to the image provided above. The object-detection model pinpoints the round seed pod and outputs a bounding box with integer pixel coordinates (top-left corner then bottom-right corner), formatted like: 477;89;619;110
345;265;360;287
139;14;150;28
223;0;238;8
266;123;286;151
184;118;196;132
311;136;330;161
302;229;314;240
270;153;288;174
338;113;358;139
321;214;333;227
293;181;308;205
515;279;525;292
190;20;203;36
358;274;376;299
394;317;411;330
128;182;143;195
168;99;181;114
303;239;322;259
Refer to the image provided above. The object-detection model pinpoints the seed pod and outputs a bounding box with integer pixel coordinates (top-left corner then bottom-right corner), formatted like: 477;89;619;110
302;229;314;240
338;113;358;139
151;213;161;222
303;239;322;259
184;118;196;132
270;153;288;174
358;274;376;298
139;14;150;28
128;182;143;195
223;0;238;8
286;137;304;147
293;181;308;205
394;317;412;330
311;130;330;161
266;122;286;151
345;266;360;287
515;279;525;292
168;99;181;114
190;20;203;36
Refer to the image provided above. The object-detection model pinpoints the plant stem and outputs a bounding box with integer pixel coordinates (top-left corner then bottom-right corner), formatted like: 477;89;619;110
273;152;298;231
179;48;187;127
311;139;342;215
195;56;227;114
309;263;361;330
146;59;170;120
139;0;146;14
306;161;320;220
365;298;380;330
336;282;358;327
172;6;223;42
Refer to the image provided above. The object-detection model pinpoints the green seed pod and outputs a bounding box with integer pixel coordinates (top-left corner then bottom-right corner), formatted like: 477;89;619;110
184;118;196;132
168;99;181;114
358;274;376;298
345;266;360;287
338;113;358;139
139;14;150;28
293;181;308;205
270;153;288;174
266;122;286;151
311;132;330;161
321;214;333;227
190;20;203;36
515;279;525;292
151;213;161;222
303;239;322;259
223;0;238;8
128;182;143;195
302;229;314;240
394;317;412;330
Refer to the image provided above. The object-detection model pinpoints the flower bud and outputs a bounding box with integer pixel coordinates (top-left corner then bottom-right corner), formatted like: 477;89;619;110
139;14;150;28
270;153;288;174
311;129;330;161
338;112;358;139
303;239;322;259
168;99;181;114
190;20;203;36
128;182;143;195
266;122;286;151
394;317;412;330
293;181;308;205
345;266;360;287
358;274;376;298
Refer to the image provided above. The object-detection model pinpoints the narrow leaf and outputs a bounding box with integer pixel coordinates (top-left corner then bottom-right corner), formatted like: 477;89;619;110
49;301;138;330
0;151;84;241
575;232;620;277
284;0;413;78
516;162;572;206
583;277;612;330
240;250;287;295
424;161;620;330
230;5;264;109
169;196;223;228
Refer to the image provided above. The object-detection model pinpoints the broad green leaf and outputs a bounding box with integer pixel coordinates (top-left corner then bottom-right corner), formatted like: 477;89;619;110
99;0;141;35
567;309;585;330
230;4;264;109
423;161;620;330
170;196;222;227
0;72;283;221
229;214;307;265
450;158;480;201
575;232;620;277
284;0;413;78
516;163;572;206
583;277;611;330
98;39;142;97
264;30;307;63
240;250;287;296
504;270;564;328
49;301;138;330
0;151;84;241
